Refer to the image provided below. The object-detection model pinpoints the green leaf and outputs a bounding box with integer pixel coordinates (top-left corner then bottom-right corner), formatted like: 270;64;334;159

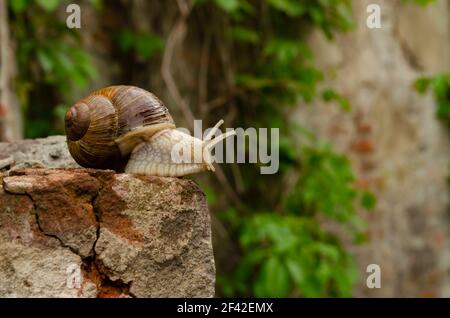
414;77;431;94
36;49;54;73
437;101;450;120
9;0;30;12
286;259;304;285
55;50;73;73
193;0;209;6
230;26;260;44
313;242;340;261
309;6;325;25
135;33;164;59
322;89;351;111
264;39;311;63
116;30;163;59
254;257;291;297
267;0;305;16
361;191;376;210
432;74;449;99
53;104;68;121
117;30;136;52
25;118;52;138
236;249;267;282
71;69;89;88
88;0;103;10
36;0;61;11
203;186;217;205
236;74;274;89
403;0;436;6
353;232;368;244
213;0;240;13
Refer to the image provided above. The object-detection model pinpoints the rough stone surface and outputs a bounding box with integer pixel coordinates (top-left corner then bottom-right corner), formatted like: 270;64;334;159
0;168;215;298
0;135;79;171
294;0;450;297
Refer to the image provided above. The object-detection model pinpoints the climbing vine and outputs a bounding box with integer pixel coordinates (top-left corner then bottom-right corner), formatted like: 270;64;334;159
414;73;450;195
415;73;450;125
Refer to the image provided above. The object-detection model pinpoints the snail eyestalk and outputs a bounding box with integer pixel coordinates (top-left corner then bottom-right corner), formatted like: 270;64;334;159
204;119;224;141
202;119;236;172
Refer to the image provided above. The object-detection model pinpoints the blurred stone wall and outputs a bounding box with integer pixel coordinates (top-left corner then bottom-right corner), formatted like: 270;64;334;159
294;0;450;297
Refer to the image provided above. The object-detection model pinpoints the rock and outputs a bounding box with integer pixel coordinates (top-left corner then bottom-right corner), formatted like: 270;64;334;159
0;135;79;171
0;168;215;297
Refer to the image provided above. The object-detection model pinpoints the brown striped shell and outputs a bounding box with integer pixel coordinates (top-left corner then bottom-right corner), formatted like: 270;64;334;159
65;85;175;170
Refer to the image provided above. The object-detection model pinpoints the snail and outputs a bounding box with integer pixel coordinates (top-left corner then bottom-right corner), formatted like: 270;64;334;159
64;85;235;177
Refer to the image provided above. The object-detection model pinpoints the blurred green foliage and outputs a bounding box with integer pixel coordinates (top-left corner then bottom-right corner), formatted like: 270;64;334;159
415;73;450;197
195;0;375;297
415;74;450;123
116;29;164;60
402;0;436;5
238;214;358;297
8;0;97;137
8;0;166;138
218;145;374;297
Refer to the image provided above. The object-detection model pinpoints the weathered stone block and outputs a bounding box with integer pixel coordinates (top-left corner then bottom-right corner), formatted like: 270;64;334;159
0;168;215;297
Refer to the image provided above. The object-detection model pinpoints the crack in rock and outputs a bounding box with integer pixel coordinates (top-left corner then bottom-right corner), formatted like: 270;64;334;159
1;167;215;297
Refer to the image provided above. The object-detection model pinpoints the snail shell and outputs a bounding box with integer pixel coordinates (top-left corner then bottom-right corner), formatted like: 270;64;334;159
65;85;235;176
65;86;175;170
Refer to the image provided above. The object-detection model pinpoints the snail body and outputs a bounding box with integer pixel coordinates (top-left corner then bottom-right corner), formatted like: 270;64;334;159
64;85;234;176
